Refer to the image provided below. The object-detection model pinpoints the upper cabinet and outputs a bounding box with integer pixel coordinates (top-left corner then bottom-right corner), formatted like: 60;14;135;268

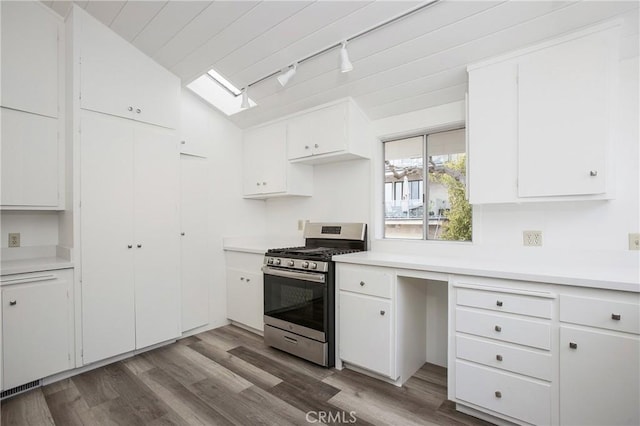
76;8;179;130
243;121;313;199
287;99;372;164
0;2;64;210
467;23;619;204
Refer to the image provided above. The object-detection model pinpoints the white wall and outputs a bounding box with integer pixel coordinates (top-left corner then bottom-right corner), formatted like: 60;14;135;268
0;211;59;249
179;91;266;329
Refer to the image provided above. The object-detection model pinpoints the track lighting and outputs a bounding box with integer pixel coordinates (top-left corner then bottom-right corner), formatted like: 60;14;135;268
340;41;353;73
277;63;297;87
240;87;249;108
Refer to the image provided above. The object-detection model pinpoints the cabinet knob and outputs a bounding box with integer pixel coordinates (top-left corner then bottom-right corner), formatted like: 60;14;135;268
137;244;142;248
246;278;251;283
360;281;365;286
9;300;17;306
569;342;578;349
127;244;133;249
257;182;261;186
496;354;503;361
240;277;245;281
305;145;310;149
589;170;598;177
496;300;503;307
314;144;319;148
181;232;185;236
611;313;621;321
262;182;267;185
128;106;133;111
181;140;186;145
136;108;141;114
380;310;385;316
495;391;502;398
494;325;502;332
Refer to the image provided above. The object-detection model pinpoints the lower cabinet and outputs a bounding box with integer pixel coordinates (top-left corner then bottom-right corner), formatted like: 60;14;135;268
559;294;640;426
1;269;73;390
225;251;264;332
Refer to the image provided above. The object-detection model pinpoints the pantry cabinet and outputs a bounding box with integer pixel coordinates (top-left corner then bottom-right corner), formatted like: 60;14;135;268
242;121;312;199
287;100;371;164
225;251;265;331
76;7;179;129
559;293;640;426
80;110;180;364
1;269;73;390
467;24;619;204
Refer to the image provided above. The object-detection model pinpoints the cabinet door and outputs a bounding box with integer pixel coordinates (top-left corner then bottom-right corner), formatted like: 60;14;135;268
133;122;181;349
518;29;616;197
287;103;347;160
339;291;394;378
180;155;209;332
80;111;136;364
243;122;287;195
0;1;59;118
226;268;263;331
467;59;518;204
79;9;138;122
1;108;59;207
133;53;180;130
2;276;71;389
560;326;640;426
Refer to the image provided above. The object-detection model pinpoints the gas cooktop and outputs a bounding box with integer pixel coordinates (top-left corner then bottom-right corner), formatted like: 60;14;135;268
266;246;362;261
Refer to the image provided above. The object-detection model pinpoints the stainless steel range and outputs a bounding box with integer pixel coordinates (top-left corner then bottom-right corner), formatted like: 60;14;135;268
262;223;367;367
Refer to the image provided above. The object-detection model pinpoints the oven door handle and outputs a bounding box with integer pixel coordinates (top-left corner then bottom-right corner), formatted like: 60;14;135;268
262;266;326;284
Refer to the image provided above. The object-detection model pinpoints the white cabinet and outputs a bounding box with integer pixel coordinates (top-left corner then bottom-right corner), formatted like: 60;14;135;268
180;155;210;332
0;1;59;118
225;251;264;331
76;7;179;129
467;24;619;203
338;264;397;379
1;269;73;390
450;280;555;425
242;121;312;199
0;2;63;210
80;110;180;364
1;109;59;208
287;100;371;164
559;293;640;426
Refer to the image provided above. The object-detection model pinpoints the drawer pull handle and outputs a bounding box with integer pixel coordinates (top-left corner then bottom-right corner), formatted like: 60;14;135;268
360;281;365;286
284;336;298;344
496;354;503;361
495;391;502;398
496;300;503;307
494;325;502;332
569;342;578;349
611;313;621;321
9;300;17;306
380;310;386;316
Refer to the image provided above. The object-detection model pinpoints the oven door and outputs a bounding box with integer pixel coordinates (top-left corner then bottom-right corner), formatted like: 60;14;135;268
263;266;327;342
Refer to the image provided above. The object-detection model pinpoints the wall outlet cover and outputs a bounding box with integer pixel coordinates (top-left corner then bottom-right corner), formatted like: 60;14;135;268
8;232;20;248
523;230;542;246
629;233;640;250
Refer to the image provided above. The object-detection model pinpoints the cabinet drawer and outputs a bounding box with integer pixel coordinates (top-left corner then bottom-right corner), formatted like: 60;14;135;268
456;308;551;350
456;360;551;426
457;287;552;319
456;335;552;381
338;265;393;298
560;294;640;335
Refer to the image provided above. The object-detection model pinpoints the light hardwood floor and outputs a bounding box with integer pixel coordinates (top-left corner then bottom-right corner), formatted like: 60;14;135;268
1;325;492;425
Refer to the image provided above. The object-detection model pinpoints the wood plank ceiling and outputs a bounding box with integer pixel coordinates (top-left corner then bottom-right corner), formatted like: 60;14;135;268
43;0;639;129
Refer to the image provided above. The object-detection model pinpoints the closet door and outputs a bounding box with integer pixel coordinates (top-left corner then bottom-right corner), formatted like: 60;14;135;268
80;111;135;364
133;122;181;349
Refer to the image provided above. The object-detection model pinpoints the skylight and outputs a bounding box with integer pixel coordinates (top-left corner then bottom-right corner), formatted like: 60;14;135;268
186;69;256;116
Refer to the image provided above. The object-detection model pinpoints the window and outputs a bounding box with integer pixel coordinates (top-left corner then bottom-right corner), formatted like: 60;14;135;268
186;68;256;116
383;128;471;241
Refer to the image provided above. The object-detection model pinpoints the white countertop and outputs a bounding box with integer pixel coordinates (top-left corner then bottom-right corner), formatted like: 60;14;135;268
1;257;74;276
333;251;640;293
223;236;304;255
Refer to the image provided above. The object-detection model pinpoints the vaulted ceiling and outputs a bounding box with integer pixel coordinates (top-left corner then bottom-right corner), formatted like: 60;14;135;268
43;1;639;129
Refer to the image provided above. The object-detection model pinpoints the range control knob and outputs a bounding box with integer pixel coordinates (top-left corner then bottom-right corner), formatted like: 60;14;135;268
302;261;309;269
310;262;318;270
275;258;281;265
267;258;274;265
288;260;295;267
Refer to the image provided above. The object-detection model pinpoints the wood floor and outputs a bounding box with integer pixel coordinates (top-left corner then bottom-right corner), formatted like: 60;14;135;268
1;325;492;425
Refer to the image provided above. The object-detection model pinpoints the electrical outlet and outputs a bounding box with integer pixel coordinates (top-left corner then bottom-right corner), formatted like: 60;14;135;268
523;230;542;247
629;233;640;250
8;233;20;248
298;220;304;231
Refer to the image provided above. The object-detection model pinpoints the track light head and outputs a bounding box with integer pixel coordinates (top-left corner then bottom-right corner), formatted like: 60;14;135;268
277;63;297;87
240;87;249;108
340;41;353;73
